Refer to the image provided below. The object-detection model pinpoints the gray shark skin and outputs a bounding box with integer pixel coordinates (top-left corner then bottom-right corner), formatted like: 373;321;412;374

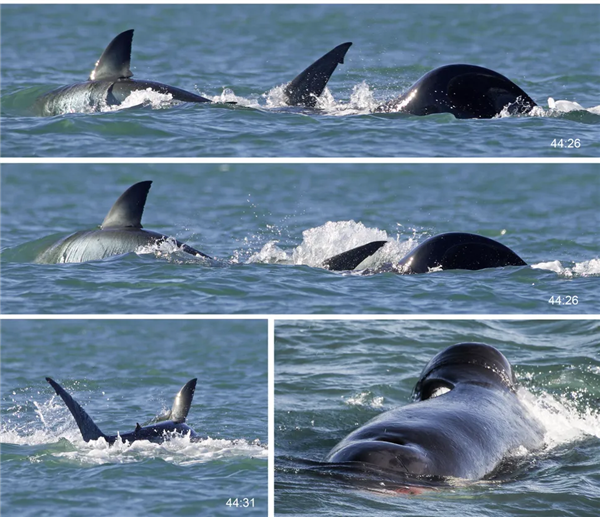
46;377;200;444
376;64;537;119
34;29;211;116
284;42;352;108
326;343;545;481
323;232;526;273
35;180;210;264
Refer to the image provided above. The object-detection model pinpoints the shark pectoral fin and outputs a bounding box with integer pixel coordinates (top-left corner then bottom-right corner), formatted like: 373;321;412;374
89;29;135;81
101;181;152;229
46;377;107;442
168;378;197;424
322;240;388;271
284;42;352;107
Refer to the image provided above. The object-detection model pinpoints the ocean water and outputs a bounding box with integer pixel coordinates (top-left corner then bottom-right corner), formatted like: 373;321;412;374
275;319;600;516
1;163;598;314
0;319;268;517
1;3;599;157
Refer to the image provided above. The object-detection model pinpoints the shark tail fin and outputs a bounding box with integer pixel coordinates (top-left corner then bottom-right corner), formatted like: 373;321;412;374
101;180;152;229
89;29;134;81
46;377;107;442
284;42;352;107
323;240;388;271
153;378;197;424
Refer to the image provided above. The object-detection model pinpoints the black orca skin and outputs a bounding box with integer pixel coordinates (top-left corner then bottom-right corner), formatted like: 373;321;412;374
376;64;537;119
327;343;545;481
323;232;526;273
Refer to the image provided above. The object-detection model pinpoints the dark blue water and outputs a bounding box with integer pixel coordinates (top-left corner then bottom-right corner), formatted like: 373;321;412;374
2;163;598;314
275;319;600;516
1;319;268;516
2;4;599;157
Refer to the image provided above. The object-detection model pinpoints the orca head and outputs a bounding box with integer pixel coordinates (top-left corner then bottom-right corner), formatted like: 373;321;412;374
412;343;516;401
89;29;135;81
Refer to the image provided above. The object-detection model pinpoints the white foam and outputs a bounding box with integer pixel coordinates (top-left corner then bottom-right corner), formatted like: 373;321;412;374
531;258;600;278
135;237;211;264
344;392;384;409
1;395;267;466
247;221;419;270
518;387;600;449
101;88;176;112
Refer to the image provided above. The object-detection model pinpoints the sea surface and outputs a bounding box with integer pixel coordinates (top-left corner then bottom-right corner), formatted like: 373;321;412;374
275;319;600;516
1;163;598;314
1;4;599;157
0;319;268;517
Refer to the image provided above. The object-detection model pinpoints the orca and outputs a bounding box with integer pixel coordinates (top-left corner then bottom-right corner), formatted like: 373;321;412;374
323;232;526;273
34;29;212;116
35;180;210;264
375;64;537;119
284;42;352;108
326;343;545;481
46;377;200;444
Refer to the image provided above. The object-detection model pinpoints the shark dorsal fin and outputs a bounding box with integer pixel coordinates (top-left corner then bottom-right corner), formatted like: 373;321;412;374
153;378;197;424
135;423;142;433
169;378;197;424
101;181;152;229
89;29;134;81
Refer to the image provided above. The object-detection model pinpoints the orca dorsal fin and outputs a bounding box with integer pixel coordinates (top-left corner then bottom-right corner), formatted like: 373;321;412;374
101;181;152;229
285;42;352;107
46;377;108;442
323;240;388;271
89;29;134;81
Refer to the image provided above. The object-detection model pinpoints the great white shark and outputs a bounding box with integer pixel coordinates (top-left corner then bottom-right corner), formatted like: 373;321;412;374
322;232;527;272
326;343;545;481
47;377;200;444
35;180;210;264
34;29;352;116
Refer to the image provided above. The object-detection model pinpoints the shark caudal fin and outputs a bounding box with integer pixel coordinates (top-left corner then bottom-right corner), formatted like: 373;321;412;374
284;42;352;108
89;29;134;81
153;378;197;424
323;241;388;271
46;377;107;442
101;181;152;229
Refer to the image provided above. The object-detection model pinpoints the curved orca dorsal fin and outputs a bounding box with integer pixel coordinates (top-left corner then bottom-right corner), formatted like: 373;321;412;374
323;240;388;271
89;29;134;81
101;180;152;229
285;42;352;107
46;377;107;442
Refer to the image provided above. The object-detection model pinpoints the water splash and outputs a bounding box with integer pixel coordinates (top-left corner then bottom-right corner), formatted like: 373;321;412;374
531;258;600;278
135;237;215;264
518;387;600;449
1;392;267;466
344;392;384;409
498;97;600;118
101;88;176;112
247;220;413;269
